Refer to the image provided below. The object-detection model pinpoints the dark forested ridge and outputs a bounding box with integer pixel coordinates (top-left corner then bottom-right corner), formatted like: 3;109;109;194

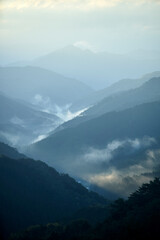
0;142;26;159
9;178;160;240
0;145;108;239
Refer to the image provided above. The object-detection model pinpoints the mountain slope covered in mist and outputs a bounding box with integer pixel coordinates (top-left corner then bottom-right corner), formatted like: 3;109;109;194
52;77;160;138
71;71;160;111
27;101;160;181
0;93;62;146
0;66;93;106
31;45;160;89
83;77;160;118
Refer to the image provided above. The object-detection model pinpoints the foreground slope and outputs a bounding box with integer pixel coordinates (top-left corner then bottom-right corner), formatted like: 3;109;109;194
0;144;107;238
10;178;160;240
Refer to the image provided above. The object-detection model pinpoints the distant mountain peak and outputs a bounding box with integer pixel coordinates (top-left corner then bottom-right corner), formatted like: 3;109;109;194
46;45;95;57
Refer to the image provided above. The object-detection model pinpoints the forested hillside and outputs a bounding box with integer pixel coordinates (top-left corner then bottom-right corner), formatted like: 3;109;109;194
9;178;160;240
0;145;108;239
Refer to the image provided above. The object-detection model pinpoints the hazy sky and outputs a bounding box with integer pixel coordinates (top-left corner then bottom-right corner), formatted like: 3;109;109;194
0;0;160;64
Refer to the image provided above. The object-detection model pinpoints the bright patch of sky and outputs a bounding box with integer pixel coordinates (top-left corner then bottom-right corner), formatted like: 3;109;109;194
0;0;160;64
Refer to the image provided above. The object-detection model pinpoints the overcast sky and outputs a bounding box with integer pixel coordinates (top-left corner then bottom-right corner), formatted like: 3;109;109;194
0;0;160;64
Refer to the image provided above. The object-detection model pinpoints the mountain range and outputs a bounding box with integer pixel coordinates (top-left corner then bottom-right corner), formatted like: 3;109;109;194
26;100;160;198
81;77;160;118
9;46;160;89
71;71;160;111
0;66;93;107
1;64;160;198
49;76;160;137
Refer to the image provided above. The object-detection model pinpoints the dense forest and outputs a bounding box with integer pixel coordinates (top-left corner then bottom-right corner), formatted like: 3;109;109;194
0;143;109;239
1;143;160;240
8;178;160;240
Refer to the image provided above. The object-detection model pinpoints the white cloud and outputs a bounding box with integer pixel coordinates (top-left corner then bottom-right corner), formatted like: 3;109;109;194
33;94;51;109
73;41;97;52
83;140;122;164
32;134;47;143
128;137;156;149
87;170;152;196
10;116;25;127
1;0;160;10
65;137;159;196
33;94;88;122
82;137;156;164
0;131;20;146
54;104;88;121
0;0;116;10
86;148;160;196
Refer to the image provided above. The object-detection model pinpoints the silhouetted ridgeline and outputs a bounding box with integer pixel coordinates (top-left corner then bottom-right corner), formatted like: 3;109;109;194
0;142;26;159
0;143;109;239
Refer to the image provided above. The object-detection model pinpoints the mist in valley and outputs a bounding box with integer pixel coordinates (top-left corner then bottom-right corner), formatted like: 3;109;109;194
0;1;160;239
